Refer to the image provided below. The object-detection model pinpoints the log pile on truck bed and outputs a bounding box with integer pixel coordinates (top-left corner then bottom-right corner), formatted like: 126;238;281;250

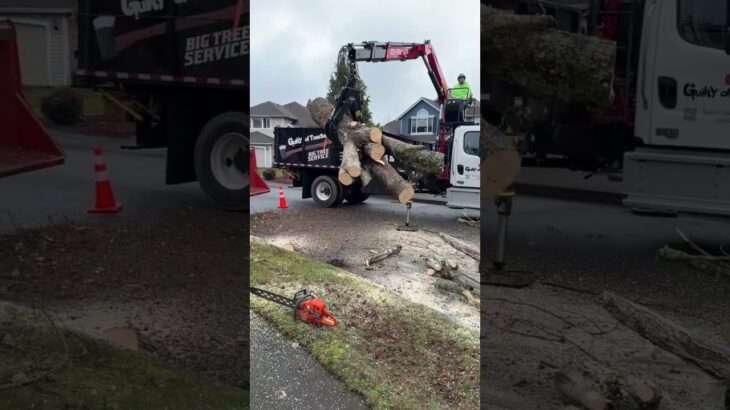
307;97;445;204
481;5;617;107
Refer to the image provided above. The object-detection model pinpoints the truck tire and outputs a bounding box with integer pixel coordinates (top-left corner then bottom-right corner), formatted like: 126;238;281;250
311;175;343;208
194;112;249;211
344;189;369;205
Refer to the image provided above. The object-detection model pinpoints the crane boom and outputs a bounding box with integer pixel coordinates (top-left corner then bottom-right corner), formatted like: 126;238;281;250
346;41;450;105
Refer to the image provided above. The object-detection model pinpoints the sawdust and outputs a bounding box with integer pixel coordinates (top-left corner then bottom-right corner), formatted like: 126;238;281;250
251;207;480;331
481;284;727;409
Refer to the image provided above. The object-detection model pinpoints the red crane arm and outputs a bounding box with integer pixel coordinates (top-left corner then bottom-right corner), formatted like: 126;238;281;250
347;41;450;105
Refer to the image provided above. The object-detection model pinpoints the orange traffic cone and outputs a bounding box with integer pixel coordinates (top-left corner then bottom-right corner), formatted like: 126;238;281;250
88;147;122;214
278;185;288;209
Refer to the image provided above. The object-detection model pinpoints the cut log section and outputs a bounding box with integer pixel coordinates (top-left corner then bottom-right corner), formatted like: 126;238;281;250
365;143;385;161
453;271;480;295
626;379;661;408
439;232;480;261
602;291;730;380
369;127;383;144
435;277;465;294
461;289;480;306
363;160;414;204
481;5;616;107
338;168;354;186
364;245;402;267
341;139;361;177
425;258;443;272
554;370;612;410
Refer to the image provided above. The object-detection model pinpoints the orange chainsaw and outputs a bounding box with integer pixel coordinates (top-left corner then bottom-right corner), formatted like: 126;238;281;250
250;287;337;327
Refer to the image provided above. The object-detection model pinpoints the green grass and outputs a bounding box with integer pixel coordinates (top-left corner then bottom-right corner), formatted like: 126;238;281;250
0;314;248;409
250;241;479;410
23;86;105;118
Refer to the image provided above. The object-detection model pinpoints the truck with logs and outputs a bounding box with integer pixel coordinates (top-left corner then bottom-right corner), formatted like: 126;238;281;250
274;42;481;210
483;0;730;216
75;0;249;210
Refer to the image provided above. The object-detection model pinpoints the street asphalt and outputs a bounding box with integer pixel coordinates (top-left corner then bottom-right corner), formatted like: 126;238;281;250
0;130;211;233
5;130;730;407
250;312;369;410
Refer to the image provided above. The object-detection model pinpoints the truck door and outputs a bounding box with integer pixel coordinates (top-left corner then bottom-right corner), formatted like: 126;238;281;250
643;0;730;149
450;126;480;189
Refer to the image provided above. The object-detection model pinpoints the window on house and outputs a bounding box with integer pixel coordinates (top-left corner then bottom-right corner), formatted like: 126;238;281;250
677;0;727;50
463;131;479;157
252;117;271;128
410;109;434;134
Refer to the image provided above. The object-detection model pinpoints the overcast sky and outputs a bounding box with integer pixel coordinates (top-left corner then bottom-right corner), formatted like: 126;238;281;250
250;0;480;125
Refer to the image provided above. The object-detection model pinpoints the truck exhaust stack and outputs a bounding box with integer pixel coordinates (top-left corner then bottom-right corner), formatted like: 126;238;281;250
0;20;64;178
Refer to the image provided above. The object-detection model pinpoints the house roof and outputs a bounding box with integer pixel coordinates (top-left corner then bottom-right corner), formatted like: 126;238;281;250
250;101;297;120
395;97;440;121
250;131;273;145
283;101;318;127
382;119;400;135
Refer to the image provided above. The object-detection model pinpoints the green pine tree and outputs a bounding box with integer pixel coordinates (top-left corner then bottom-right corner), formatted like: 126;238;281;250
326;54;373;125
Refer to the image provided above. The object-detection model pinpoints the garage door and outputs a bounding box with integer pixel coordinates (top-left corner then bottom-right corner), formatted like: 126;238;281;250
14;22;49;86
254;146;271;168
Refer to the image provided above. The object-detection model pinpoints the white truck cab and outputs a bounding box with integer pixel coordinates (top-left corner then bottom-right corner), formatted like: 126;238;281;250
624;0;730;215
447;124;481;209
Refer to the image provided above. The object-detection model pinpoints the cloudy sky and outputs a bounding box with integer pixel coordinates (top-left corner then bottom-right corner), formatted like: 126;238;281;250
250;0;480;125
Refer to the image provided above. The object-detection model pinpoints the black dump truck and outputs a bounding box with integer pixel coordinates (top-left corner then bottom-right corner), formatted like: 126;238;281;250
273;127;414;207
273;115;481;210
76;0;249;209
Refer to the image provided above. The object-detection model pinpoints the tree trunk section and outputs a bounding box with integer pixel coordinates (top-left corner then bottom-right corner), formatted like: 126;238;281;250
554;371;611;410
439;232;480;261
341;138;361;177
364;245;402;267
365;143;385;161
359;167;372;188
338;168;353;186
370;128;383;144
602;291;730;380
382;135;443;175
308;97;443;175
363;160;414;204
481;5;616;107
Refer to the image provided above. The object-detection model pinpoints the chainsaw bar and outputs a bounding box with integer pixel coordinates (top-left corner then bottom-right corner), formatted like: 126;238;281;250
250;287;296;308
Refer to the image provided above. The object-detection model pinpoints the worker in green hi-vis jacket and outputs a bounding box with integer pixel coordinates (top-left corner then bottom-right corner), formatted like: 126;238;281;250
449;73;472;99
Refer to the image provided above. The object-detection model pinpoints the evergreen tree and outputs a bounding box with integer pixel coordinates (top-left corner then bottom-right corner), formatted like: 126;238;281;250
326;52;373;125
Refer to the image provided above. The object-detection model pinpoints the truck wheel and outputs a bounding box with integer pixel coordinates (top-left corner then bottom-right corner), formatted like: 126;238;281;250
311;175;342;208
194;112;249;211
344;189;369;205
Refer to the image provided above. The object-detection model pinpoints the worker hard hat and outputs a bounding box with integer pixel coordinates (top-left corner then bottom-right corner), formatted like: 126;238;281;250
458;73;466;79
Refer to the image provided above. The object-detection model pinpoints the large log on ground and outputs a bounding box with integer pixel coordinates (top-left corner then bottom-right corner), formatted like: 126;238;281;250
481;5;616;107
363;159;414;204
602;292;730;380
439;232;480;261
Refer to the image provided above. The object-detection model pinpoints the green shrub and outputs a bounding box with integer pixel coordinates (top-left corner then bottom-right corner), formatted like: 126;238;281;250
41;87;83;125
262;168;277;180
